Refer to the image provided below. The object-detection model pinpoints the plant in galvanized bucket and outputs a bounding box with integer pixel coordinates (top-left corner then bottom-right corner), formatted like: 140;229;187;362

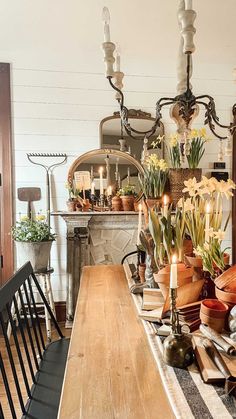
12;214;56;272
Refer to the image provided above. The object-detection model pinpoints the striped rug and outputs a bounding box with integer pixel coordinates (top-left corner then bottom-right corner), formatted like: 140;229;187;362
124;265;236;419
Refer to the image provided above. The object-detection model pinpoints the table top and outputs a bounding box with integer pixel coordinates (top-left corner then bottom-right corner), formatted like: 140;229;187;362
57;265;174;419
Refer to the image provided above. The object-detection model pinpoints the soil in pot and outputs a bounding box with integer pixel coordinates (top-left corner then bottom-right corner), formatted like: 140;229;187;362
120;195;135;211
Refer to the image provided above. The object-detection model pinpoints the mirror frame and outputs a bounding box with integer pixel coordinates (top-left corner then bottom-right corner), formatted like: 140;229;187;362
67;148;144;182
99;109;165;148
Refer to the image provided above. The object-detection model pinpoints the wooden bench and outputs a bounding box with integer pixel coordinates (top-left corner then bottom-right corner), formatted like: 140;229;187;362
0;262;70;419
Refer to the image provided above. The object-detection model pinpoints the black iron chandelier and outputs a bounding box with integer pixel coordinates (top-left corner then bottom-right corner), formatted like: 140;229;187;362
101;2;236;142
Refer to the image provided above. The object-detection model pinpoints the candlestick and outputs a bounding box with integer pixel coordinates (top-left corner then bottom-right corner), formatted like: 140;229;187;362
107;186;112;211
99;167;104;196
185;0;192;10
170;254;178;289
163;194;169;218
205;202;211;243
102;7;111;42
90;166;94;182
137;203;142;246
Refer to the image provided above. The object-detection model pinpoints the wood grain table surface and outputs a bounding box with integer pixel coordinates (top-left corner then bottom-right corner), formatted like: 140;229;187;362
58;265;174;419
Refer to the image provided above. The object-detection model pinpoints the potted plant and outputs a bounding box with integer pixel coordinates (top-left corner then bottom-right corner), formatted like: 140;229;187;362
12;215;56;272
112;194;123;211
182;176;235;281
168;129;208;206
139;154;168;209
65;178;82;211
118;185;136;211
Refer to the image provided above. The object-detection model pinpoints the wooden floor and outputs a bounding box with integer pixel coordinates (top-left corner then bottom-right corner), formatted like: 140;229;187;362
0;323;71;419
58;265;174;419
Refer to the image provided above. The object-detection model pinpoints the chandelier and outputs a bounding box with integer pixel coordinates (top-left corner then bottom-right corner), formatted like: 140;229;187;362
101;1;236;144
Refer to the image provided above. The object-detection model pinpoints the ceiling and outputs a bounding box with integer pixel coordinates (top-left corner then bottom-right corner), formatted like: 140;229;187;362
0;0;235;80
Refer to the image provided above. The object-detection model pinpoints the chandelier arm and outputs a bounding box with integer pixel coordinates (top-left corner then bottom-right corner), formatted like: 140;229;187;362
108;76;124;108
196;100;227;140
195;94;233;131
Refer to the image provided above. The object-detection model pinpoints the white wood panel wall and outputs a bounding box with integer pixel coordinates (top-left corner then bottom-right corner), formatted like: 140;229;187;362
11;66;234;301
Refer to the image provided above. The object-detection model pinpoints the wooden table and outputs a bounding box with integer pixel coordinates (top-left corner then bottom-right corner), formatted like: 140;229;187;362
58;265;174;419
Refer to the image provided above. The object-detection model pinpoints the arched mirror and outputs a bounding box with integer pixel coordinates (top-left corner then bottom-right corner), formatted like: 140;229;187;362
99;109;165;162
67;149;144;207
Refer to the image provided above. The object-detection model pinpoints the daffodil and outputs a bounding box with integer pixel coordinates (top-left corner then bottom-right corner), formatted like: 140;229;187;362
183;177;199;196
36;214;46;221
199;127;207;138
190;129;199;139
20;215;29;221
213;230;225;241
183;198;195;212
169;133;179;148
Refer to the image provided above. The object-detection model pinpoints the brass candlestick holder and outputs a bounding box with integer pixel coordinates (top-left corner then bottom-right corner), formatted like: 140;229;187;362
99;194;105;209
107;194;112;211
163;287;194;369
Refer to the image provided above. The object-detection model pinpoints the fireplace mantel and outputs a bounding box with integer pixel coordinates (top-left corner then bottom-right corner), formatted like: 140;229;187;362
52;211;139;327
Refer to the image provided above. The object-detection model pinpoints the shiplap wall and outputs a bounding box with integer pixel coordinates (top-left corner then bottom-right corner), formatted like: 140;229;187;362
11;67;233;301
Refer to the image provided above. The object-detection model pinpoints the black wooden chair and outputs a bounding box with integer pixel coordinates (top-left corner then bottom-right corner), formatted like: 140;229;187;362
0;262;70;419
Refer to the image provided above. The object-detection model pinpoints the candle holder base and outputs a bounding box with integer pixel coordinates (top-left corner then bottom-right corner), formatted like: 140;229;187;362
99;194;105;209
163;333;194;369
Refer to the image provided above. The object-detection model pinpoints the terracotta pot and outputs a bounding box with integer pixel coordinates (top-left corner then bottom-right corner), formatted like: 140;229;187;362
82;199;90;212
169;168;202;207
200;299;229;332
153;263;194;299
139;263;146;283
112;196;123;211
66;200;75;211
215;286;236;309
145;198;161;211
120;195;135;212
184;253;203;281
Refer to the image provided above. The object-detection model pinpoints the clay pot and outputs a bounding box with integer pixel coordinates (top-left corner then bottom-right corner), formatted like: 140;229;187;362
145;198;161;211
215;286;236;309
120;195;135;212
200;299;229;332
153;263;194;299
66;200;75;212
169;168;202;207
82;199;90;212
112;196;123;211
184;253;203;281
139;263;146;283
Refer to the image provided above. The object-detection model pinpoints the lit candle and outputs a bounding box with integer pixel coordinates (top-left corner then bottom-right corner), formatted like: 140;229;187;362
102;7;111;42
137;203;142;245
205;202;211;243
91;181;95;195
163;194;169;218
107;185;112;196
170;254;178;289
99;167;104;195
185;0;192;10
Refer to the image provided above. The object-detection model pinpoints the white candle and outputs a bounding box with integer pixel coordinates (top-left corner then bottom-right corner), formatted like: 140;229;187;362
127;167;130;184
205;202;211;243
91;181;95;195
99;167;104;195
170;254;178;289
163;194;169;218
107;185;112;196
185;0;192;10
102;7;111;42
137;203;142;245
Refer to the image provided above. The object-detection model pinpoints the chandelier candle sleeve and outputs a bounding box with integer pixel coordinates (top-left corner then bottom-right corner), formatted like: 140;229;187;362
99;167;104;195
137;204;142;245
115;50;120;72
205;202;211;243
102;7;111;42
170;255;178;289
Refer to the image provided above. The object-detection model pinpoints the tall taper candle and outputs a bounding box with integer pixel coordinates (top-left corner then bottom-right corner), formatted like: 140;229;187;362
99;167;104;195
170;254;178;289
205;202;211;243
91;181;95;195
163;195;169;219
137;203;142;245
